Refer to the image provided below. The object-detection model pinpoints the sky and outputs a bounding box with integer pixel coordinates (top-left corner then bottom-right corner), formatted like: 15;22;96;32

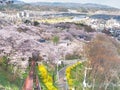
20;0;120;9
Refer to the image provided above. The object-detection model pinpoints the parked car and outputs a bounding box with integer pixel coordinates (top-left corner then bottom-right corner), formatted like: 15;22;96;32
39;39;46;43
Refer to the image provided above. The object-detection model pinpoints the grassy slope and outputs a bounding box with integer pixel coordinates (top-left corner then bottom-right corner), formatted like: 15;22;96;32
0;67;19;90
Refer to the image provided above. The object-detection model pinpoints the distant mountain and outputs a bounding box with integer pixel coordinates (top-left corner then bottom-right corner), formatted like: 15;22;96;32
0;1;119;12
82;3;116;9
30;2;119;10
13;0;25;4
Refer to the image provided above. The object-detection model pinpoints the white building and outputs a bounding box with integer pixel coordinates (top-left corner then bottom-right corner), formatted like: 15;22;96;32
106;18;120;28
18;11;30;18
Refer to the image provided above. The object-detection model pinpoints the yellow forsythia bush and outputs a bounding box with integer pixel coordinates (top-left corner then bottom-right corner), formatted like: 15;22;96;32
38;64;58;90
66;61;81;89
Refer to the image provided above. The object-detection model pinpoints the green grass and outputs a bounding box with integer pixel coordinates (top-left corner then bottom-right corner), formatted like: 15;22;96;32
0;67;19;90
69;62;85;89
0;56;26;90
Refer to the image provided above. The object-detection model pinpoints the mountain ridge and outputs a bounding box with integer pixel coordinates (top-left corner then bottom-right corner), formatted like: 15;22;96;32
12;0;25;4
0;1;119;12
29;2;119;10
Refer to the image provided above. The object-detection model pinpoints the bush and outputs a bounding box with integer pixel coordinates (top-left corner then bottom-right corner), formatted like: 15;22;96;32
84;25;95;32
34;21;39;26
66;54;81;60
38;64;58;90
52;36;60;45
0;56;9;70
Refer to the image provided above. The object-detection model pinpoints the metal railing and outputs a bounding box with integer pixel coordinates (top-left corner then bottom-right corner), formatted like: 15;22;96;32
21;52;42;90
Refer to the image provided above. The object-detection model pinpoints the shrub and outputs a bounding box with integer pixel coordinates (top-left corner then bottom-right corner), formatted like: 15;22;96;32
38;64;58;90
34;21;39;26
52;36;60;45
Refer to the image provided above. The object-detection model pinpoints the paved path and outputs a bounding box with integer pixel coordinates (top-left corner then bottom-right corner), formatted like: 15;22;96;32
58;59;87;90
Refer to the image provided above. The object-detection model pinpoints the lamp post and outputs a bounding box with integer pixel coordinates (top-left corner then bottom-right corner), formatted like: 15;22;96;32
83;67;92;90
56;47;60;82
57;62;59;81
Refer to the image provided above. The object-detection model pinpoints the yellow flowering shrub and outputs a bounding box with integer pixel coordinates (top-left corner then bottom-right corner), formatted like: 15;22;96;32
65;61;81;89
38;64;58;90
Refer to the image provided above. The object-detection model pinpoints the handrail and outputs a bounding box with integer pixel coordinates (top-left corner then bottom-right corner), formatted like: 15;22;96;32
22;52;42;90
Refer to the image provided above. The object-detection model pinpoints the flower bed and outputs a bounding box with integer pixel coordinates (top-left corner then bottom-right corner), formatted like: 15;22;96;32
66;61;81;90
38;64;58;90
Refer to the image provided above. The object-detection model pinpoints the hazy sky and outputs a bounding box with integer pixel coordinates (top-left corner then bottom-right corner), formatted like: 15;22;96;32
20;0;120;9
